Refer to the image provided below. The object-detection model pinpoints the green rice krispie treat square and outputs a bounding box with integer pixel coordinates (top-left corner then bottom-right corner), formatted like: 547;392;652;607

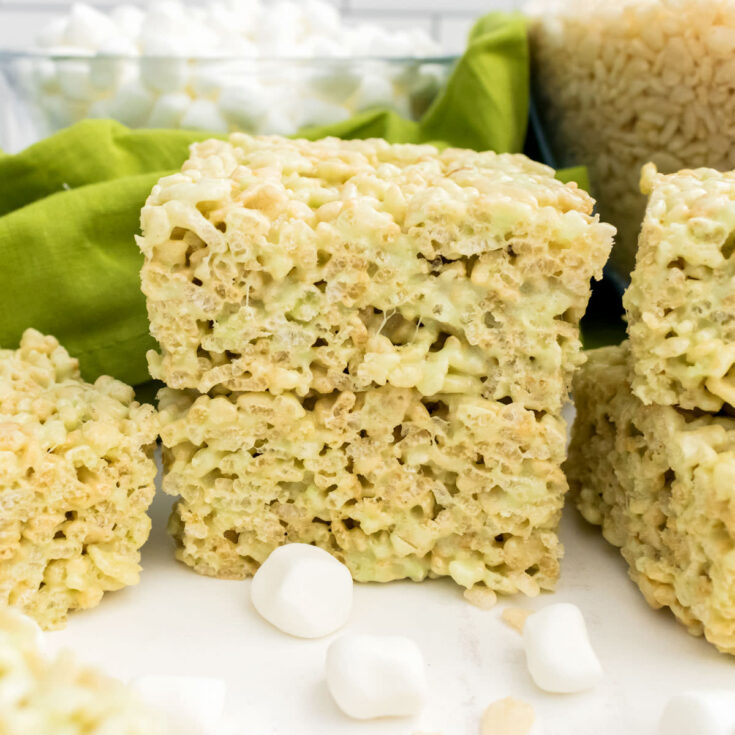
567;343;735;654
139;134;613;413
625;164;735;411
159;385;568;598
0;330;158;629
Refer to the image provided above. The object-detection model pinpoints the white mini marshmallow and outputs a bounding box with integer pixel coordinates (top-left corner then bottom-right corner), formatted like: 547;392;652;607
659;690;735;735
94;81;155;127
308;66;360;104
63;3;117;51
255;108;298;136
296;97;350;129
140;57;188;94
303;0;341;37
352;73;396;113
522;603;603;694
147;92;192;128
218;81;271;130
32;59;60;94
250;543;353;638
56;59;99;102
110;5;145;41
132;675;226;735
325;634;427;720
36;18;68;49
180;99;229;133
42;93;87;128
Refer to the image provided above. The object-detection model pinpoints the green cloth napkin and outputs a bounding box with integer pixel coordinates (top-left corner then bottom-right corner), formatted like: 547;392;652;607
0;12;583;387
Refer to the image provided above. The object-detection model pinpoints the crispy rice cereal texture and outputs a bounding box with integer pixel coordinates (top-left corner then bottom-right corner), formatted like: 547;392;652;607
138;134;614;413
529;0;735;277
159;386;568;595
566;343;735;654
0;330;159;630
625;164;735;412
0;606;165;734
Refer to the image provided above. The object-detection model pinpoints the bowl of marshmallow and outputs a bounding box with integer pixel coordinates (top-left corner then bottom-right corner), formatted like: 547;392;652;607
0;1;456;153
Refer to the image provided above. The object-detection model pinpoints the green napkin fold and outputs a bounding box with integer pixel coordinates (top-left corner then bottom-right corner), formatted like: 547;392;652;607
0;12;582;386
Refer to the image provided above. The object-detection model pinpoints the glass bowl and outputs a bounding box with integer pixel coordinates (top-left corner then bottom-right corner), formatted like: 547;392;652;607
0;51;457;152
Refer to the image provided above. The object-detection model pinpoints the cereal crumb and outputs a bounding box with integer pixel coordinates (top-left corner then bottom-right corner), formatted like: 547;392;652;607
464;587;498;610
481;697;536;735
501;607;533;633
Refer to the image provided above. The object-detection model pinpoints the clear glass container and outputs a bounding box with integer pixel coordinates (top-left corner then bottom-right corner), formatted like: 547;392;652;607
528;0;735;281
0;52;457;153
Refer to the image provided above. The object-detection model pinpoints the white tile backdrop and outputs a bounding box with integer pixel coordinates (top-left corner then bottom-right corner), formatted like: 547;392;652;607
0;0;520;52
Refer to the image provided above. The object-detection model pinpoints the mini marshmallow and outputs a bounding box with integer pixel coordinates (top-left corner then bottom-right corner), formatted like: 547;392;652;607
147;92;192;128
189;64;228;99
140;58;188;94
218;81;271;130
95;82;155;127
250;543;353;638
63;4;117;51
131;675;226;735
180;99;229;133
255;108;298;136
659;690;735;735
56;59;100;102
297;97;350;129
41;93;87;128
303;0;341;37
352;73;396;113
325;634;427;720
308;66;360;104
110;5;145;41
481;697;543;735
32;59;60;94
36;18;68;49
522;603;603;694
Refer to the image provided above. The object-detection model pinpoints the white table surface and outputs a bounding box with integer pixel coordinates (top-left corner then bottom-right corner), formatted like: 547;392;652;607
47;419;735;735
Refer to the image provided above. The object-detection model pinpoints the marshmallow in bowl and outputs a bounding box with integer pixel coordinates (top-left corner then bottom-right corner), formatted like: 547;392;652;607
522;603;603;694
27;0;448;140
63;3;117;51
250;543;353;639
147;92;191;128
659;691;735;735
131;675;226;735
325;634;427;720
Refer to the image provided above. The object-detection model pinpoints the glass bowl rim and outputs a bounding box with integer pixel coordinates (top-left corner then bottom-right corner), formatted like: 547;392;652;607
0;50;460;64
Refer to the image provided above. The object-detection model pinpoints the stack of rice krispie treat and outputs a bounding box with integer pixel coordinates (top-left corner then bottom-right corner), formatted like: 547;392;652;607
0;330;159;629
139;134;613;599
567;164;735;653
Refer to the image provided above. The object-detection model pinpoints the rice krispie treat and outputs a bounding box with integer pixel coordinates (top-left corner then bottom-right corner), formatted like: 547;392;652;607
0;605;165;734
625;164;735;412
566;343;735;654
139;134;614;413
159;385;568;596
0;330;158;630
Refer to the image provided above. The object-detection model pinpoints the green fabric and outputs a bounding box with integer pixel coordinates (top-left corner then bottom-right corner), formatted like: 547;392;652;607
0;12;579;386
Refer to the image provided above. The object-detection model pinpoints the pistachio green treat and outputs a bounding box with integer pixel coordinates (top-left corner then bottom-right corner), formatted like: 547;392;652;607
160;386;567;596
139;134;613;413
625;164;735;412
0;330;159;630
567;343;735;655
146;134;613;596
